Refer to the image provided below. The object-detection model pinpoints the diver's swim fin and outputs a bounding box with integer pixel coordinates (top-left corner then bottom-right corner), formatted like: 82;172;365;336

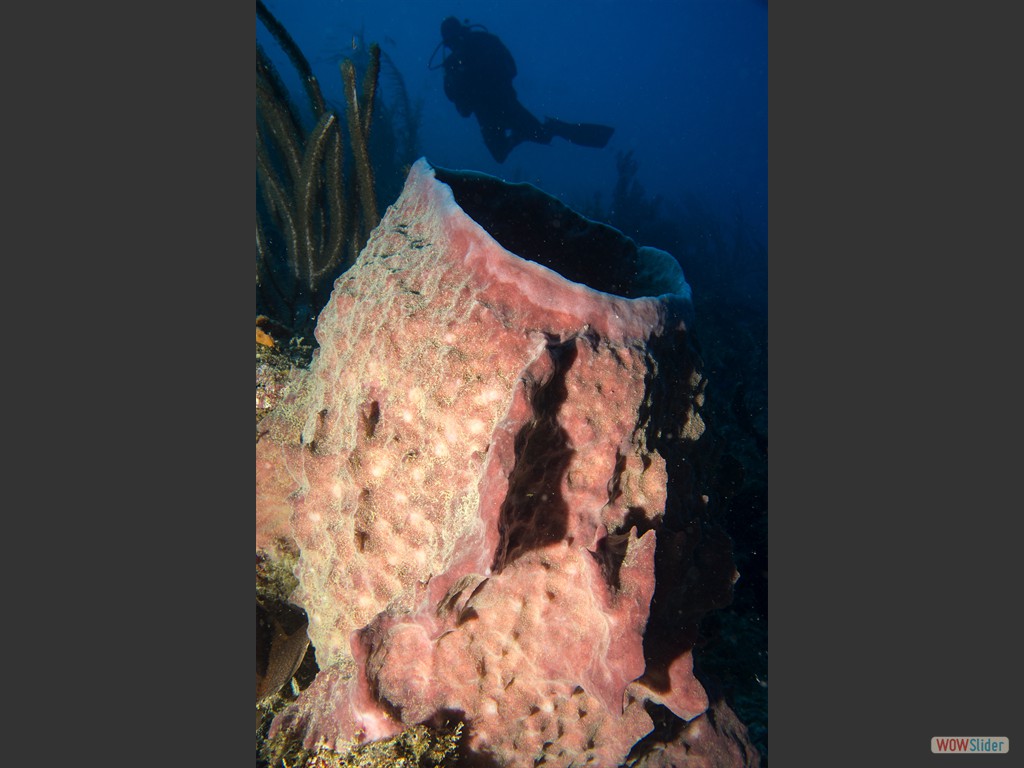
545;118;615;149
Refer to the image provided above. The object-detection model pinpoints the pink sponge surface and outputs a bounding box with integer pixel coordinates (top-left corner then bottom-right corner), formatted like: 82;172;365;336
256;159;707;765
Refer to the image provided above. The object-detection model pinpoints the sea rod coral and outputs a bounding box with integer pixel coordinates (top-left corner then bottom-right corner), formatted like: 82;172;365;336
256;158;750;766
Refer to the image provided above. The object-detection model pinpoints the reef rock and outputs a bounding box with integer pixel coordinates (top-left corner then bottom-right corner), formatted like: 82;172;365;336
256;159;723;766
627;699;761;768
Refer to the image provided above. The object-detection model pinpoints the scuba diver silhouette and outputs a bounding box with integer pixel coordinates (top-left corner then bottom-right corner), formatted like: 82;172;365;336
430;16;615;163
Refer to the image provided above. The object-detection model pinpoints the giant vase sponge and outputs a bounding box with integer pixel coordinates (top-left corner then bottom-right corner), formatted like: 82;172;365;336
256;158;740;767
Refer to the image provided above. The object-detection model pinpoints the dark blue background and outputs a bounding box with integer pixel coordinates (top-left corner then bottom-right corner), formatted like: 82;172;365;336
258;0;767;249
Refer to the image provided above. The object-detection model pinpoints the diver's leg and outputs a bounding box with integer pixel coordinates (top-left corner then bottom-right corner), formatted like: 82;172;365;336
475;104;520;163
542;117;615;148
479;120;513;163
507;101;552;145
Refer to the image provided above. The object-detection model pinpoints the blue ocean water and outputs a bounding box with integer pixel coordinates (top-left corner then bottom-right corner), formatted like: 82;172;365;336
257;0;767;250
